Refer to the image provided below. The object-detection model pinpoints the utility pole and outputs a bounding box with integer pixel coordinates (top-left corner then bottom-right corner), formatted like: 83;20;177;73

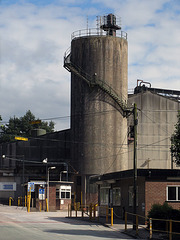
133;103;138;230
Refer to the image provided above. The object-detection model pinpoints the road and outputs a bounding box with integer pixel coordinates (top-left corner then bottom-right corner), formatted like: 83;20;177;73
0;205;133;240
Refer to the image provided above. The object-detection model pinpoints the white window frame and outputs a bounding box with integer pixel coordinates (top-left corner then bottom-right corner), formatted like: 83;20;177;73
166;185;180;201
59;185;71;199
100;187;109;205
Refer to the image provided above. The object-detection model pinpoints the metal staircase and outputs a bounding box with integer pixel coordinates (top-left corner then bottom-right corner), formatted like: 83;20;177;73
64;48;130;116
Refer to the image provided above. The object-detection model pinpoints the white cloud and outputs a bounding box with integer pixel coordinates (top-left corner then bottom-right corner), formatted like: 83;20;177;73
0;0;180;131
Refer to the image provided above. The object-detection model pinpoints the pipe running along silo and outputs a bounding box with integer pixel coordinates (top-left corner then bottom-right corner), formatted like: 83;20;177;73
64;14;128;179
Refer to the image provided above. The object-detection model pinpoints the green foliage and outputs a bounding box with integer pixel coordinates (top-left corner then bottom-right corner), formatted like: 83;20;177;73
171;111;180;166
148;202;180;233
0;110;54;143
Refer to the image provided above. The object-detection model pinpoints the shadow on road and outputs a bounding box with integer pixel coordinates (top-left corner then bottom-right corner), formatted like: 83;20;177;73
44;229;130;239
48;217;102;226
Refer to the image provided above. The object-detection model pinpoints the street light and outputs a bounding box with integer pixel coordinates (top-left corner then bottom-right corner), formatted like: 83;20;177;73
47;166;56;211
60;170;67;181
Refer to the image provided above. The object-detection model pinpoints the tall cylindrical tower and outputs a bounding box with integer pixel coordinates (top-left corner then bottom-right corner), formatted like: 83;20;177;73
65;14;128;177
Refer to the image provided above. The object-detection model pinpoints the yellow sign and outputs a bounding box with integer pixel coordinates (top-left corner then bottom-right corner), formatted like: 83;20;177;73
30;120;41;125
15;136;28;141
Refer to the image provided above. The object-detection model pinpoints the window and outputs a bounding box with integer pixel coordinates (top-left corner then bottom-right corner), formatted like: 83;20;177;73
113;188;121;206
167;186;180;201
56;188;59;199
59;186;71;199
100;188;109;205
129;186;138;206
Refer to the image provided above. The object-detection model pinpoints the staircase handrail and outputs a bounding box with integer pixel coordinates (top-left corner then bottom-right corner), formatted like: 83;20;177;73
64;49;128;112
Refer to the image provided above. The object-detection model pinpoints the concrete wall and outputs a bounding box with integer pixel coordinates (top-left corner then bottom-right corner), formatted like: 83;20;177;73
71;36;128;176
128;91;180;170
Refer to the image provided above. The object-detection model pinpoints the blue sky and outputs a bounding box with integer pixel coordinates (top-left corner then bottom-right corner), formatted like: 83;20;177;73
0;0;180;130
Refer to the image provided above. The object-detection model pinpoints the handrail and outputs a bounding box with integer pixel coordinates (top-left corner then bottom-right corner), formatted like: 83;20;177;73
125;212;180;240
71;28;127;41
64;48;130;115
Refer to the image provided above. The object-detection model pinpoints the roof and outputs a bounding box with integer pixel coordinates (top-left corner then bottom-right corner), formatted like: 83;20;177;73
90;169;180;183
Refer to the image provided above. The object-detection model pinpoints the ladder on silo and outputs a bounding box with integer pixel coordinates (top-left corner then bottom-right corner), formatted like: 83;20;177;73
64;49;131;117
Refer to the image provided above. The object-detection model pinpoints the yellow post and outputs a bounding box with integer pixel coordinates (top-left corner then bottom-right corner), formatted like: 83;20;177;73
27;193;31;213
136;214;138;235
125;212;127;231
106;206;108;223
9;197;12;206
18;197;20;206
169;219;172;240
149;218;152;239
111;208;113;226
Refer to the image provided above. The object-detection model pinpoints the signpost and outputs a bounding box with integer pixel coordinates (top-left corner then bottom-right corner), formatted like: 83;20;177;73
28;182;35;192
39;189;45;200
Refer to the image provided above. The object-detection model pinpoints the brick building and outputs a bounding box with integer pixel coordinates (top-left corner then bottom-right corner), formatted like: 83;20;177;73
90;169;180;217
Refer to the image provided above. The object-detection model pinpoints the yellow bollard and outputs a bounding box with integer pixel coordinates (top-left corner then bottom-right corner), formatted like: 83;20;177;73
125;212;127;231
27;195;31;212
106;206;108;223
111;208;113;226
18;197;20;207
9;197;13;206
46;198;49;212
149;218;152;239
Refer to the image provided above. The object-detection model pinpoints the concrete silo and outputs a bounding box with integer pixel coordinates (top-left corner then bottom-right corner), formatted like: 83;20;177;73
64;14;128;201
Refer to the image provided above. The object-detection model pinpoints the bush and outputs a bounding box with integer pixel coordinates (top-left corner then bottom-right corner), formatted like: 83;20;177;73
148;202;180;234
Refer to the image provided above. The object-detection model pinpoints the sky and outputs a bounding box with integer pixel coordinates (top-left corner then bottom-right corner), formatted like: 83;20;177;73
0;0;180;131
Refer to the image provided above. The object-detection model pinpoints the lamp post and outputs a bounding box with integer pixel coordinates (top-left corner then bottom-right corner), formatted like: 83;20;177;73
47;166;56;211
60;170;67;182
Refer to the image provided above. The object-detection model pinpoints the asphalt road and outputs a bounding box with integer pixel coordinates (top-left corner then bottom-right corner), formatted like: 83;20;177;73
0;205;134;240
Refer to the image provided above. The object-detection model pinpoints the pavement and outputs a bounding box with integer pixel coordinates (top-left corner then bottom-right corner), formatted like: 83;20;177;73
0;204;137;240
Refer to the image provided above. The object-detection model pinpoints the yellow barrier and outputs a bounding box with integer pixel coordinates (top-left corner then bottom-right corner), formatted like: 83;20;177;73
125;212;180;240
46;198;49;212
9;197;14;206
68;203;98;220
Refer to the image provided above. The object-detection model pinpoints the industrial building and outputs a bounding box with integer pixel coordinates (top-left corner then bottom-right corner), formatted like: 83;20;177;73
0;14;180;213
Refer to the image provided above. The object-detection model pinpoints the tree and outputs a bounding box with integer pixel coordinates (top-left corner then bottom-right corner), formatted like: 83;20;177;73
171;111;180;165
0;110;55;143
